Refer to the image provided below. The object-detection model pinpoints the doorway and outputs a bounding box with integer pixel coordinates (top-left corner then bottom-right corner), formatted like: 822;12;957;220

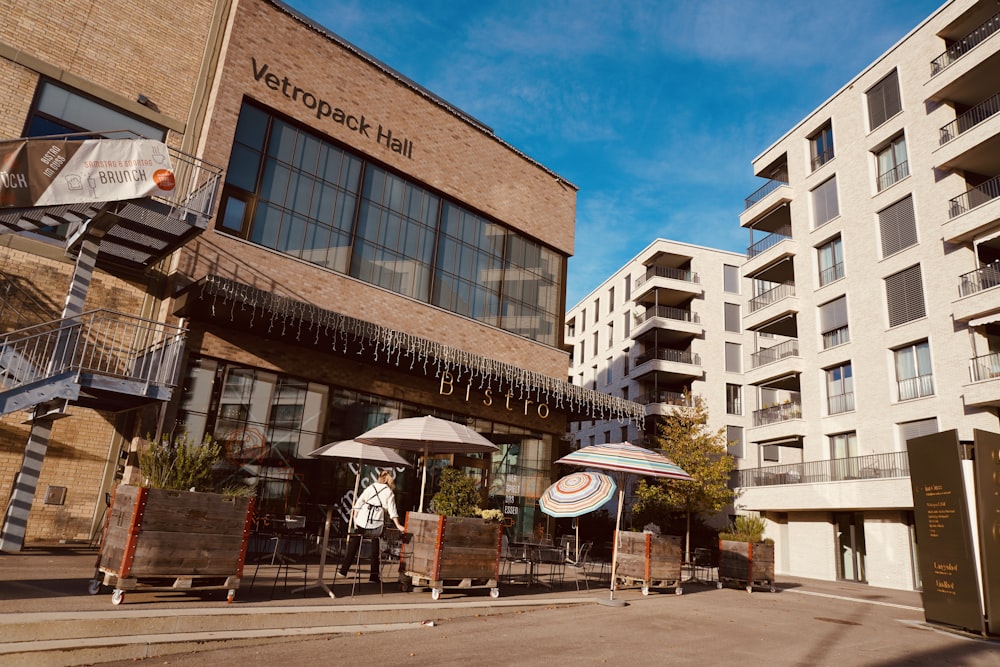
834;512;867;583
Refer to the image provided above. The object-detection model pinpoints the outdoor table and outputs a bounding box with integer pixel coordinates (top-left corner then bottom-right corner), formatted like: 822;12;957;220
511;542;551;587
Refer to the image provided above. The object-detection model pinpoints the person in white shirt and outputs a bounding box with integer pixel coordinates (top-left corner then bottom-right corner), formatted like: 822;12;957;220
339;470;405;582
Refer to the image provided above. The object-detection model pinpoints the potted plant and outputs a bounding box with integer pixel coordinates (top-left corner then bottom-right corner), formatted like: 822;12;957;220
90;435;256;604
717;514;775;593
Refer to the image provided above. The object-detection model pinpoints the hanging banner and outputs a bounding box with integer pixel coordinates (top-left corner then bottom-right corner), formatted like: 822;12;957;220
0;138;175;208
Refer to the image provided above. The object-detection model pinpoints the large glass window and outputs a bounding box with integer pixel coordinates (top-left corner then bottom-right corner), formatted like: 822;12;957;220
26;80;166;140
895;340;934;401
219;101;565;345
809;122;834;171
726;383;742;415
826;363;854;414
819;296;849;349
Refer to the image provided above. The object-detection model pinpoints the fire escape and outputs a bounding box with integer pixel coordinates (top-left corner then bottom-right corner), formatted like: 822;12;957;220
0;133;222;551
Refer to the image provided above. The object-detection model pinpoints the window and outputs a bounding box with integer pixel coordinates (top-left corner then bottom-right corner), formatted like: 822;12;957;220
899;418;937;449
608;286;615;312
726;384;742;415
580;309;586;332
26;80;166;140
593;299;599;323
592;332;599;358
830;431;858;459
620;426;629;442
826;363;854;414
885;264;925;327
895;340;933;401
809;122;834;171
762;445;780;463
220;101;564;345
867;70;901;131
725;342;742;373
603;431;611;444
811;176;839;228
817;236;844;286
727;426;744;458
878;195;917;258
622;349;630;376
607;322;614;348
876;135;908;191
566;319;576;338
623;311;631;338
724;302;741;333
819;296;849;349
605;358;613;384
579;340;585;364
723;264;740;294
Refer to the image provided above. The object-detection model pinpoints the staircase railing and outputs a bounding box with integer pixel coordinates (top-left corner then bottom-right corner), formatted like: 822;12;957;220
0;309;186;393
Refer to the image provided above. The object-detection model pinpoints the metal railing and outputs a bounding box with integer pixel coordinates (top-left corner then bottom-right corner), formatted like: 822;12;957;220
750;339;798;369
827;392;855;415
747;225;792;259
948;174;1000;219
818;261;844;287
876;160;909;192
0;309;186;393
634;305;699;326
810;147;834;172
940;90;1000;145
748;281;795;313
734;451;910;488
752;401;802;427
634;265;699;288
744;178;788;210
930;9;1000;76
635;390;692;407
958;263;1000;297
897;374;934;401
634;348;701;366
970;351;1000;382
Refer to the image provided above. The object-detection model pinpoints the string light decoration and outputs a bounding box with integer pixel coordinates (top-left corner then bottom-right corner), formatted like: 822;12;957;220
199;274;645;429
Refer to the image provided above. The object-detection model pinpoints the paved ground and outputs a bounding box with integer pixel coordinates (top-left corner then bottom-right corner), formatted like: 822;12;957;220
2;544;998;666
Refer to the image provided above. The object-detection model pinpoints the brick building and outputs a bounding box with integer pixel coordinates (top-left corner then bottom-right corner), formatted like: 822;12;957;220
0;0;640;548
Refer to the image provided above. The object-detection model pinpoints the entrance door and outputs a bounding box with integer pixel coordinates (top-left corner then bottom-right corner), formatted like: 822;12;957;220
835;512;867;582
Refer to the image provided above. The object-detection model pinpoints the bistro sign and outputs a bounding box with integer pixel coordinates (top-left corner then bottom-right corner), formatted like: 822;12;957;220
251;58;415;159
439;371;551;419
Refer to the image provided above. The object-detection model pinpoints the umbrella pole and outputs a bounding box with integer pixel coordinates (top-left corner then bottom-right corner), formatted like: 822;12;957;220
418;444;429;512
292;506;335;598
347;460;362;533
610;486;624;601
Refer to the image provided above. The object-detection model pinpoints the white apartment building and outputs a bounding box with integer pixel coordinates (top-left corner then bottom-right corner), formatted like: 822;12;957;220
739;0;1000;591
568;0;1000;592
565;239;748;458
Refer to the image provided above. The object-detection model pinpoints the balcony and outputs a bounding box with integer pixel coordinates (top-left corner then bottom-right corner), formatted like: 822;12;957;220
970;351;1000;382
752;401;802;427
965;351;1000;407
633;265;702;304
746;225;792;260
631;305;702;343
876;160;909;192
827;392;855;415
631;347;702;383
634;265;699;289
744;178;788;210
734;451;910;488
748;281;795;314
930;9;1000;77
949;174;1000;219
637;389;693;418
750;339;798;369
940;90;1000;145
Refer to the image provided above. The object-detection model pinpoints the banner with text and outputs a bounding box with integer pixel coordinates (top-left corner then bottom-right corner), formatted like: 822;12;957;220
0;138;175;208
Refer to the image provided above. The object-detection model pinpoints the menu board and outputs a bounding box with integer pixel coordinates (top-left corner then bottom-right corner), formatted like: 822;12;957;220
972;430;1000;637
907;430;985;635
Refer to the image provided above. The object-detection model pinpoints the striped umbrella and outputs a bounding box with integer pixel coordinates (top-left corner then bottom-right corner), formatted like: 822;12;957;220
539;472;616;562
556;442;691;604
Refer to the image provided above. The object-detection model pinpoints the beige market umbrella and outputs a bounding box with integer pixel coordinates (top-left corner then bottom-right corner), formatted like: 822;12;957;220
355;415;498;511
294;440;411;598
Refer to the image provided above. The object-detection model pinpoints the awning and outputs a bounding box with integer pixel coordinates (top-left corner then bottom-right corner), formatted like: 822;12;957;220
969;313;1000;327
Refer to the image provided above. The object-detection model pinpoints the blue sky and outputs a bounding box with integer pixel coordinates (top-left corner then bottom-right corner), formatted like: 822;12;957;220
283;0;944;308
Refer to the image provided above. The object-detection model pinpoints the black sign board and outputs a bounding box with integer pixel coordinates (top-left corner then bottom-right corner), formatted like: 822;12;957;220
973;430;1000;637
907;430;985;635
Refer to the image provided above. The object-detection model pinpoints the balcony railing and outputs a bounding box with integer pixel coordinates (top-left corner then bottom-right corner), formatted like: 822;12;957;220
748;281;795;314
634;265;699;289
747;225;792;259
752;401;802;427
827;392;855;415
958;263;1000;297
634;348;701;366
877;160;909;192
734;451;910;488
940;90;1000;145
818;261;844;287
810;147;834;172
898;374;934;401
970;351;1000;382
634;305;699;326
930;9;1000;76
948;174;1000;219
750;339;798;369
636;390;692;407
744;178;788;210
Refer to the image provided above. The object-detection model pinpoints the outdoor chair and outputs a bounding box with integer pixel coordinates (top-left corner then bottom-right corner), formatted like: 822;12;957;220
565;541;593;591
535;545;566;586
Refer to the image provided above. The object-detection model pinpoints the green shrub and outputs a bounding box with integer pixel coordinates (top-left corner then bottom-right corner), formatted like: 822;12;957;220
429;467;482;517
719;514;770;543
138;434;251;496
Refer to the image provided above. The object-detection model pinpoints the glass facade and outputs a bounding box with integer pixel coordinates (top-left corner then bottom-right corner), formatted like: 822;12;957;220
219;101;564;346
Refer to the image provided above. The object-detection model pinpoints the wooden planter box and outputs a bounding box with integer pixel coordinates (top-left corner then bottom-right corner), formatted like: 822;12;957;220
93;485;255;604
615;531;684;595
398;512;502;599
717;539;775;592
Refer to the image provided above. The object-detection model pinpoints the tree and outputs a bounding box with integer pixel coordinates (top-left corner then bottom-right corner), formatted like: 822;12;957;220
429;467;482;517
633;393;737;560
